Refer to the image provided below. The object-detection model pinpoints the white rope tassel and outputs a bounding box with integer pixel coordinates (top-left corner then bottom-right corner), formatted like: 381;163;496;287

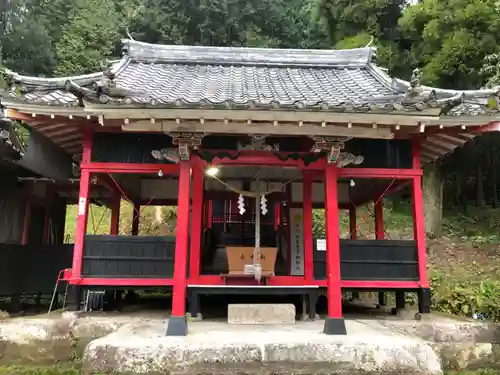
238;194;246;215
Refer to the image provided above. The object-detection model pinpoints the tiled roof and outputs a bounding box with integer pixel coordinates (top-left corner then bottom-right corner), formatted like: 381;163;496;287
2;39;498;115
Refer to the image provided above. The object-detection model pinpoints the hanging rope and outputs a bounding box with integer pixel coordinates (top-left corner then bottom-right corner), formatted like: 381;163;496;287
88;204;108;234
107;173;156;234
349;178;399;239
253;175;262;282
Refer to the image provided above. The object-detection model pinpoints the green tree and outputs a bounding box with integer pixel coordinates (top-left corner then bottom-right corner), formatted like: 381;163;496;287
311;0;410;76
399;0;500;88
0;0;57;75
127;0;326;48
55;0;122;76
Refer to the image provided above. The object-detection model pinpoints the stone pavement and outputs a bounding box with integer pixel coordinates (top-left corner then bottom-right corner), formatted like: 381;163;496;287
1;311;500;374
82;318;441;374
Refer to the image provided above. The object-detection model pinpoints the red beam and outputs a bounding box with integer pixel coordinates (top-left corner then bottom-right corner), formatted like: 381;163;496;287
198;150;326;169
81;162;180;174
73;278;174;286
70;277;421;288
339;168;421;178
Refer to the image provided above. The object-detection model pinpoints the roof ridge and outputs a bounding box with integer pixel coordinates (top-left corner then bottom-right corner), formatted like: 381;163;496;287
121;38;375;68
1;58;127;89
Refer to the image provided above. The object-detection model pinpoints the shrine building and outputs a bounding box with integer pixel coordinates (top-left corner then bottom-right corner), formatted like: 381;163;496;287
0;38;499;336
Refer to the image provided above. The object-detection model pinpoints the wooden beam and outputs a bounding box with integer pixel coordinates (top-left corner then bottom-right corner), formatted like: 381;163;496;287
121;119;395;139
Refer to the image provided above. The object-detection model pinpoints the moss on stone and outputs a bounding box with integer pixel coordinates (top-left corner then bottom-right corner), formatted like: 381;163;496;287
445;370;500;375
0;365;80;375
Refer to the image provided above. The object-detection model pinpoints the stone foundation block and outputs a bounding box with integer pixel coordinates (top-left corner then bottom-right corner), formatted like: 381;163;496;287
228;303;295;325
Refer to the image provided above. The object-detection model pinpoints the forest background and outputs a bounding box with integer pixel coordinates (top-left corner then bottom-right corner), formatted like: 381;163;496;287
3;0;500;319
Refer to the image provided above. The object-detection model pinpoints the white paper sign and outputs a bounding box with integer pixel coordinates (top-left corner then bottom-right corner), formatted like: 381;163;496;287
78;197;87;216
289;208;305;276
316;239;326;251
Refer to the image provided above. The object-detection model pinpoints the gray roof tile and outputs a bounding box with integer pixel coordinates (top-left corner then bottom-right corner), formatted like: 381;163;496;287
1;39;499;115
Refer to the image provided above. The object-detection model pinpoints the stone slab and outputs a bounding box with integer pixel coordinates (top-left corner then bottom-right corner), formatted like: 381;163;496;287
228;303;295;325
82;320;443;375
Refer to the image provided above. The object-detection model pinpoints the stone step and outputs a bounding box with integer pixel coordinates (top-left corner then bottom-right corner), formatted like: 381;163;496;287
228;303;295;325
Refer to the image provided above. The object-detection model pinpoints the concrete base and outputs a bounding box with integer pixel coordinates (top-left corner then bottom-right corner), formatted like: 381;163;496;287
82;320;442;375
166;315;188;336
3;312;500;373
323;317;347;335
228;304;295;325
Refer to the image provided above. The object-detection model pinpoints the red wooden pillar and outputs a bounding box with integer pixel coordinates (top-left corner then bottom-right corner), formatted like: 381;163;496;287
323;163;346;335
374;200;384;240
110;196;120;235
302;172;314;282
348;205;359;301
189;166;204;282
207;200;213;229
374;199;387;306
71;126;93;281
348;206;357;240
131;203;140;235
21;200;31;245
166;160;191;336
411;138;430;313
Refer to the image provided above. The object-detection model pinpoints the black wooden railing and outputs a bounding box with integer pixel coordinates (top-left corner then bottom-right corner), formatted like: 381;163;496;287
0;243;73;295
313;239;419;281
82;235;175;278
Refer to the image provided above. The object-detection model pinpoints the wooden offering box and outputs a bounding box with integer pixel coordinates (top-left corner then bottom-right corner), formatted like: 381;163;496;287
226;246;278;275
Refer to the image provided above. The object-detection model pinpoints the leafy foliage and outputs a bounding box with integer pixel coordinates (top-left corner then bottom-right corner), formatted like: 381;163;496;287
55;0;123;75
398;0;500;88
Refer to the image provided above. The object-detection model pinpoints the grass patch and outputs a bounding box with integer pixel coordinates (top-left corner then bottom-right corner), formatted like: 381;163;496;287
0;365;79;375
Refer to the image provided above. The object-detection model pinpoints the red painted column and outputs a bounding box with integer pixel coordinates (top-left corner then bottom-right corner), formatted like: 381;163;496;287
110;196;120;235
349;206;357;240
323;162;346;335
131;203;140;235
72;169;90;280
348;205;360;301
374;200;384;240
374;199;387;306
167;160;191;336
302;172;314;282
411;139;428;288
207;200;213;229
71;126;93;281
21;203;31;245
189;167;204;282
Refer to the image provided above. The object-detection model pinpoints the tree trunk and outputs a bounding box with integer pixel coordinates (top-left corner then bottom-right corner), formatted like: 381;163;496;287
423;162;443;238
490;136;498;207
476;162;486;207
154;206;163;225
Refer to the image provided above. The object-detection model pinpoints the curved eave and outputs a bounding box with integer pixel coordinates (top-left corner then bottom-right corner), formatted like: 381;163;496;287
2;57;129;90
420;133;476;164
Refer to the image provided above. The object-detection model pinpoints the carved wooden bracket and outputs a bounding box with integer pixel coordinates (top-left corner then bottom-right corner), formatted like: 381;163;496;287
169;132;206;161
310;136;349;164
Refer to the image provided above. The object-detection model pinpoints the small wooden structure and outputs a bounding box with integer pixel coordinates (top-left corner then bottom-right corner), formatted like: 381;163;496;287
1;39;500;335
